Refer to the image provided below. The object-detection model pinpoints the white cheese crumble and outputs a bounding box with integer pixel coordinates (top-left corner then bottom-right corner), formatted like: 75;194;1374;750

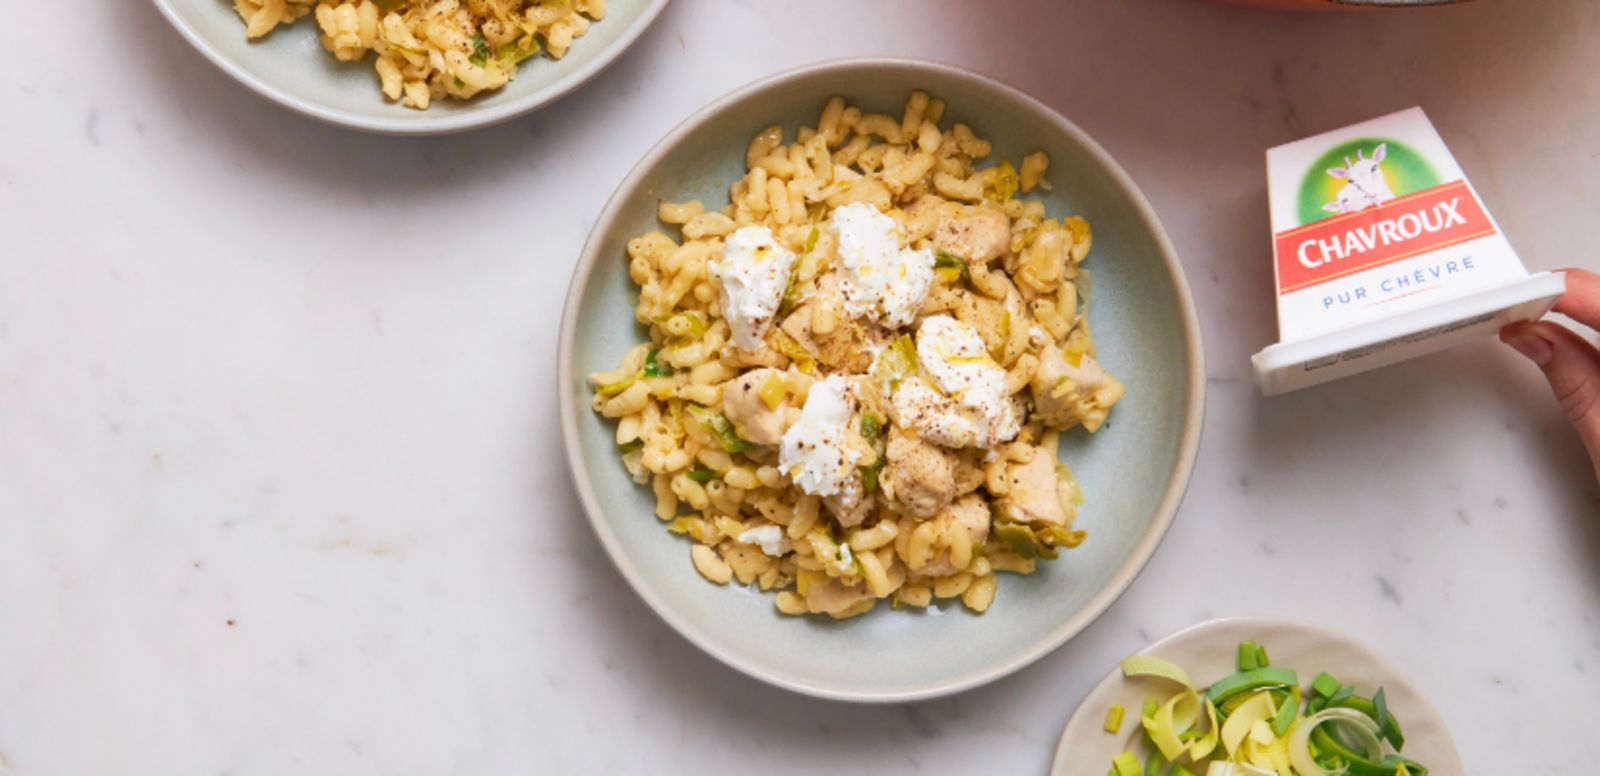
833;541;855;575
890;315;1020;449
710;226;798;351
737;525;791;557
831;202;935;328
778;375;862;497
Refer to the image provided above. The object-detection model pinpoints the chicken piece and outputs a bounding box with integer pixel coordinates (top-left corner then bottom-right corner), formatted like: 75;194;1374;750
882;427;956;518
1013;221;1073;291
824;480;874;528
723;342;790;371
912;495;992;577
805;576;875;616
720;367;801;446
951;448;987;496
1000;451;1072;527
823;426;878;527
780;302;875;374
933;206;1011;264
1029;343;1122;431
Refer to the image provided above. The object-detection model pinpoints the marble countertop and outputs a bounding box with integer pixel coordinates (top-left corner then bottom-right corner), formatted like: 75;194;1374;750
3;0;1597;772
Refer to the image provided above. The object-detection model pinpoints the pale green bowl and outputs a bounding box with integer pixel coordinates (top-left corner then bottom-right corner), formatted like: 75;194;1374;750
152;0;669;134
559;59;1205;702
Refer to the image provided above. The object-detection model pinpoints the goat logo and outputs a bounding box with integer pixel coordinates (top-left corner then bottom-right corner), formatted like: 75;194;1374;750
1297;137;1439;226
1323;145;1397;214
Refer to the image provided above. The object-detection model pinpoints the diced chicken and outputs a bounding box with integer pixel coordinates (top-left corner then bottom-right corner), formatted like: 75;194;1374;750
780;301;875;374
721;367;801;446
912;495;992;577
722;341;790;370
824;479;874;528
1013;221;1072;291
805;576;875;616
933;207;1011;264
883;427;956;518
824;426;878;527
1029;343;1122;431
1000;452;1072;527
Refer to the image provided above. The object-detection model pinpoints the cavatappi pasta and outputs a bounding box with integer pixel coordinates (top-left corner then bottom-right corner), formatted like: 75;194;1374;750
589;92;1126;620
229;0;604;110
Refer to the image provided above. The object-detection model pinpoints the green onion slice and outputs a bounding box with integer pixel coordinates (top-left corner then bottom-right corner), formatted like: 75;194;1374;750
859;457;886;494
468;33;490;67
642;347;673;378
1311;672;1341;699
1110;752;1141;776
1270;690;1298;737
870;334;917;396
1288;708;1385;776
1206;667;1300;705
933;250;968;284
684;404;756;453
596;376;636;397
1141;698;1160;720
1104;704;1125;734
1238;641;1260;672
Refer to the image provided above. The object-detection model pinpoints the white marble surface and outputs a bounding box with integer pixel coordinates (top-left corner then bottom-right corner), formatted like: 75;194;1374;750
2;0;1598;773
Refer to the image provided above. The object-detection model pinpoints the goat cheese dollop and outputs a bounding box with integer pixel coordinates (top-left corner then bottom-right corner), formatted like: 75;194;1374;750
737;525;791;557
891;315;1021;449
711;226;798;351
831;203;935;328
778;375;862;497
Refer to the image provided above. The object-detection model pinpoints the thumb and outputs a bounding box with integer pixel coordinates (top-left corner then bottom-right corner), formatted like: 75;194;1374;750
1501;320;1600;473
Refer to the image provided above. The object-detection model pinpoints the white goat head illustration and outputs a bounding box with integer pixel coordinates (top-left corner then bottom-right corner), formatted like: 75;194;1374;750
1323;144;1396;214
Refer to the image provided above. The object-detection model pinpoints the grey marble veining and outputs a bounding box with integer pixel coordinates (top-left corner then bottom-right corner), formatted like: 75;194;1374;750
2;0;1598;773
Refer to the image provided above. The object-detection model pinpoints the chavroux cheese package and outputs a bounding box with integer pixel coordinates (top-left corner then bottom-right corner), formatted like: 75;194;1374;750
1253;107;1565;395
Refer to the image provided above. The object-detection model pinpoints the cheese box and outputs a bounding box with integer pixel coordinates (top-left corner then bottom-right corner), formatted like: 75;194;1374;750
1252;107;1565;395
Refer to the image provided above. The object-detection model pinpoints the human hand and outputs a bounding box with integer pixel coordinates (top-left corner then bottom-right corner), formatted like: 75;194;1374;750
1500;268;1600;485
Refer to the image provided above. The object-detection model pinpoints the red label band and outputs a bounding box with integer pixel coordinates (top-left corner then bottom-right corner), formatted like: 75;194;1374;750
1273;180;1497;295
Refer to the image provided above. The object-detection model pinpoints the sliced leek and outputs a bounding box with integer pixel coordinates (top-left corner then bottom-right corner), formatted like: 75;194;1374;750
1188;697;1220;760
1105;704;1126;734
1288;708;1383;776
1112;752;1142;776
1120;655;1199;761
1107;640;1425;776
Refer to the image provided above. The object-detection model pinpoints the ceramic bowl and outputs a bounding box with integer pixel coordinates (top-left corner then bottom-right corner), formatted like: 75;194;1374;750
559;58;1205;702
152;0;669;134
1052;617;1463;775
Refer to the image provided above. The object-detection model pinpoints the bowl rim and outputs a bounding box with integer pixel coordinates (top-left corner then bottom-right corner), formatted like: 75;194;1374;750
558;56;1207;702
1049;616;1464;774
150;0;671;135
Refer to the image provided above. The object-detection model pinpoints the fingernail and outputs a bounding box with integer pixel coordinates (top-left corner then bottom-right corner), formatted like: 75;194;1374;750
1507;334;1554;366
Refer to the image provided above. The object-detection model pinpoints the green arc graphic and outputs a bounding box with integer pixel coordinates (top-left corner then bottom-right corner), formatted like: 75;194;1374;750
1297;137;1440;226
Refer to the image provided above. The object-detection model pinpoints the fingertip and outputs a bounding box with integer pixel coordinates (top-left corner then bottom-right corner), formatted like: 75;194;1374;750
1503;325;1555;366
1500;319;1538;343
1552;267;1600;329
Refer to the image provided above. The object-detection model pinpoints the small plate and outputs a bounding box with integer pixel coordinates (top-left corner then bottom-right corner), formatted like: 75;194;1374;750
152;0;669;134
1051;617;1463;775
